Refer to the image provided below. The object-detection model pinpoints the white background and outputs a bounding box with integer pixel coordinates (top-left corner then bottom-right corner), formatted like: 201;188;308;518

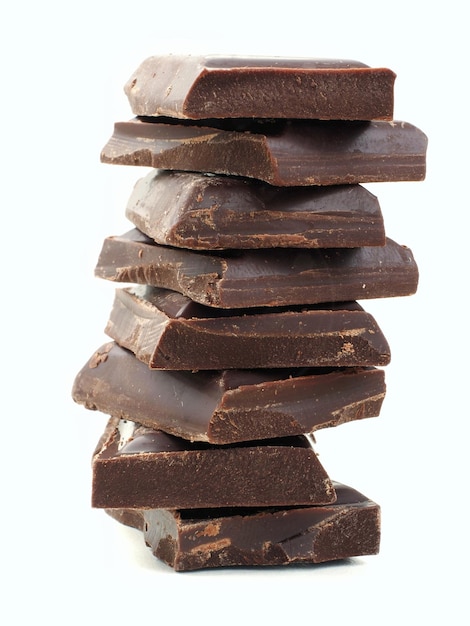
2;2;468;624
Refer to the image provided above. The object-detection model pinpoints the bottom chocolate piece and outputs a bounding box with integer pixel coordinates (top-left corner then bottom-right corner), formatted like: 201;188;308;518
106;483;380;571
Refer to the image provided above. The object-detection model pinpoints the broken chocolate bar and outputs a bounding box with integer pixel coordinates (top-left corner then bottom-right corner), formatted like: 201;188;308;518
72;342;386;444
126;170;386;249
124;55;396;121
92;416;336;508
105;286;391;369
106;482;381;571
100;117;427;186
95;229;419;308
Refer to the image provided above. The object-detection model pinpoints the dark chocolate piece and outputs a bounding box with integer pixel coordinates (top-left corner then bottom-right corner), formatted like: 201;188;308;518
124;55;395;121
100;117;427;186
106;482;381;571
95;229;419;308
105;286;391;369
72;342;386;444
126;170;386;249
92;416;336;508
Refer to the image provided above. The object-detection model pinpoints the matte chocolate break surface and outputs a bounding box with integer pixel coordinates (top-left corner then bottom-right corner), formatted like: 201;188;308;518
125;170;386;249
72;341;386;444
105;287;391;370
106;481;380;571
92;416;336;508
124;55;396;121
100;117;427;186
95;229;419;308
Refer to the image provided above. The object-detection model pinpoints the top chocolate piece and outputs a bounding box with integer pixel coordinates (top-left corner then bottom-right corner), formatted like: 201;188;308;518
124;55;396;121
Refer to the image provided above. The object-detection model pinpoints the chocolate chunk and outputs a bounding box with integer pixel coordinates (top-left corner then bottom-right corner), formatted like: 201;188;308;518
100;117;427;186
124;55;395;121
124;55;396;120
95;229;419;308
92;416;336;508
106;482;381;571
72;342;386;444
105;286;391;369
125;170;386;249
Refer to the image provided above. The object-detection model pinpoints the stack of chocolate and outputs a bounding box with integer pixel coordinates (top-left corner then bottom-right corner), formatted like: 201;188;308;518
72;55;427;571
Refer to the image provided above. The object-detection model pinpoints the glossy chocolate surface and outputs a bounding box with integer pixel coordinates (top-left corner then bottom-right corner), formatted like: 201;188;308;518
124;55;395;120
92;416;336;508
105;286;391;369
72;342;386;444
95;229;419;308
100;117;427;186
106;482;380;571
125;170;385;249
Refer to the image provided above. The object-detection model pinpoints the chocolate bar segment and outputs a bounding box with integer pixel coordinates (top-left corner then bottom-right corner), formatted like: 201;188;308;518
92;417;336;508
106;482;380;571
100;117;427;186
124;55;395;121
72;342;386;444
126;170;386;249
105;286;391;369
95;229;419;308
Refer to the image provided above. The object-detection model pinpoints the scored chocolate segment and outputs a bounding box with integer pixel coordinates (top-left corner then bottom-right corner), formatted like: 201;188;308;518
95;229;419;308
106;482;381;571
105;286;391;369
124;55;395;121
72;342;386;444
125;170;386;249
100;117;427;186
92;416;336;509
